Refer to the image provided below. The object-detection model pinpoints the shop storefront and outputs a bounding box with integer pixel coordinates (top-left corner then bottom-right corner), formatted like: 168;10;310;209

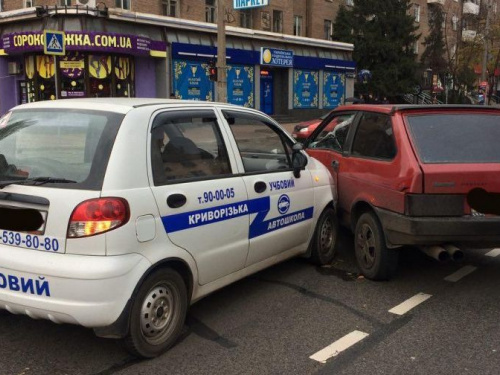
0;23;167;115
0;8;354;119
171;43;255;108
171;41;355;119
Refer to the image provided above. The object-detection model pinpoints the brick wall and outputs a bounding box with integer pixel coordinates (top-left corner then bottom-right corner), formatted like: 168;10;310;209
307;0;342;40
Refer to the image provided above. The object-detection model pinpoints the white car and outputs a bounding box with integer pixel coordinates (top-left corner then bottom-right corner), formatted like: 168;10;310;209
0;98;338;358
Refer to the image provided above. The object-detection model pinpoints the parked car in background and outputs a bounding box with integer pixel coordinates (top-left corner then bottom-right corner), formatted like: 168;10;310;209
305;104;500;280
0;98;338;358
292;113;356;142
292;113;330;141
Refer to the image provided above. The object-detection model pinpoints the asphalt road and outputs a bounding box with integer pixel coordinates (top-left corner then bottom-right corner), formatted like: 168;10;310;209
1;227;500;375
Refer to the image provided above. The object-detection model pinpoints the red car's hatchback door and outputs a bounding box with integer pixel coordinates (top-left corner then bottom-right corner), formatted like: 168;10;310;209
404;110;500;215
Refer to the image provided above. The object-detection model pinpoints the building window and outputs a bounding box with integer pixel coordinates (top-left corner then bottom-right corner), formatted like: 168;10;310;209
412;41;419;54
24;0;34;7
452;14;458;30
324;19;333;40
441;12;446;28
206;0;217;23
115;0;130;10
413;4;420;23
293;16;303;36
60;0;71;5
162;0;178;17
240;10;252;28
261;11;271;30
273;10;283;33
346;0;354;6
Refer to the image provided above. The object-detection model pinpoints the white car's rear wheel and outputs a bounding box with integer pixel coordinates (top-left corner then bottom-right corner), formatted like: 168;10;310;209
123;268;187;358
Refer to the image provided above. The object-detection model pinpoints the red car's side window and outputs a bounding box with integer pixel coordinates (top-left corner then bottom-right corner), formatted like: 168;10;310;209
351;113;396;160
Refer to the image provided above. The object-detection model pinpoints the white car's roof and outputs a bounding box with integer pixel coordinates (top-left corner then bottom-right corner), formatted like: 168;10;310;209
12;98;246;115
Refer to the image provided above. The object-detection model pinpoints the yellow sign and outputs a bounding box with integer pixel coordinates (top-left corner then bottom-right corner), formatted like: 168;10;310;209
36;55;55;79
89;55;111;79
60;60;85;69
114;57;130;80
25;56;35;79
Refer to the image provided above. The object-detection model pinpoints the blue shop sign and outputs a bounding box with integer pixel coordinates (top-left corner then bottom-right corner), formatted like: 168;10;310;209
323;72;345;109
260;48;293;68
227;64;254;107
293;69;319;109
234;0;269;10
173;60;214;101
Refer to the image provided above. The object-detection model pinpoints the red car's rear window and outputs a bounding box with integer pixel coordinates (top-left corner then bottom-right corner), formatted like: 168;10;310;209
405;113;500;163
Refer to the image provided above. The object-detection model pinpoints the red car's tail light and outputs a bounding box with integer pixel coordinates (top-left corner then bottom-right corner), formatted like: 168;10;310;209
67;198;130;238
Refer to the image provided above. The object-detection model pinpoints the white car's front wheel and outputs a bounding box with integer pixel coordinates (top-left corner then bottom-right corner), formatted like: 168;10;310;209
123;268;187;358
309;207;338;265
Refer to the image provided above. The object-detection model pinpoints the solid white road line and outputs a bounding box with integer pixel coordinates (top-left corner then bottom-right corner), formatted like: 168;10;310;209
388;293;432;315
444;266;478;282
485;248;500;258
309;330;369;363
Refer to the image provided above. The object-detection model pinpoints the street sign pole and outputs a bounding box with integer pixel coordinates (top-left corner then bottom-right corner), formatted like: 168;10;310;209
216;2;227;103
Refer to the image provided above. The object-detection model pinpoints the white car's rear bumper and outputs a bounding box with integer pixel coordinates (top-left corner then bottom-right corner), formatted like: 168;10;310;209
0;246;151;327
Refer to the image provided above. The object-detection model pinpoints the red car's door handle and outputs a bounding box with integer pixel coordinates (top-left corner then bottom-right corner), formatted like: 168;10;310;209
331;160;339;171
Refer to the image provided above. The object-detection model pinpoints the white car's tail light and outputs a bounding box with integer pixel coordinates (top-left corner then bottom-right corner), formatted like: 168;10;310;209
67;198;130;238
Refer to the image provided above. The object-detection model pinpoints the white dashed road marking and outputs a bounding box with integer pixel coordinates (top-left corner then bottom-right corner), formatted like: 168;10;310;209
444;266;477;282
388;293;432;315
485;249;500;258
310;330;369;363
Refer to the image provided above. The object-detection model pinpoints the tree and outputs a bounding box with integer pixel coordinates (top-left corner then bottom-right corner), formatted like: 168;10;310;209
333;0;420;99
421;6;447;81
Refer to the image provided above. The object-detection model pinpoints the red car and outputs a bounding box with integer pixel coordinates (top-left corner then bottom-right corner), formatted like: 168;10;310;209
305;104;500;280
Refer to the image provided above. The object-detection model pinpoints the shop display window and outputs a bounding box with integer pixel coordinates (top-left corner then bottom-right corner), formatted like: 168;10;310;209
89;54;112;97
23;53;135;101
114;56;134;97
36;55;57;101
24;55;36;103
60;52;86;98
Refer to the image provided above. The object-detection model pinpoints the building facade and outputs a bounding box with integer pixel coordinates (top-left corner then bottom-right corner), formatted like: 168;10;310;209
1;0;497;116
0;0;358;118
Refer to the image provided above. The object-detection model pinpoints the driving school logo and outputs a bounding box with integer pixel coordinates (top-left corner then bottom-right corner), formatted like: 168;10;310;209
277;194;290;215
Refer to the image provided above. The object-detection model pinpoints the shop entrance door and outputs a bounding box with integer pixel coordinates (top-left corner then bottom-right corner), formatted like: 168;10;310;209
260;72;274;115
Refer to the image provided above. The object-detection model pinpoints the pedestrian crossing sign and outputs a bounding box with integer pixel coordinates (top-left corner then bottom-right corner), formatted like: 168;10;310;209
44;30;65;56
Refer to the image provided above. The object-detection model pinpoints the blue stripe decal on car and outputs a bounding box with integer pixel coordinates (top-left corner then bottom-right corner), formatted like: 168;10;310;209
249;207;314;239
162;197;269;233
162;197;314;239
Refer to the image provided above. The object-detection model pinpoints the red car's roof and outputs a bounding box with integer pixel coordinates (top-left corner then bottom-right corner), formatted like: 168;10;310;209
333;104;500;114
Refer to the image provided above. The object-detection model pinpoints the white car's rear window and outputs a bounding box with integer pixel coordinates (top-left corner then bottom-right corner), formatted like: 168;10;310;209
0;109;124;189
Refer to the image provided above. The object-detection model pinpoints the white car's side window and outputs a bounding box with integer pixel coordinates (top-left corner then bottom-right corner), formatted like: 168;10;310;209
150;110;232;184
223;110;292;173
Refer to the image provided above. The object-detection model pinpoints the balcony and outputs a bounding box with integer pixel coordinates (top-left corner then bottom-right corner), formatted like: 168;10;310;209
427;0;445;5
462;29;483;42
463;2;480;15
